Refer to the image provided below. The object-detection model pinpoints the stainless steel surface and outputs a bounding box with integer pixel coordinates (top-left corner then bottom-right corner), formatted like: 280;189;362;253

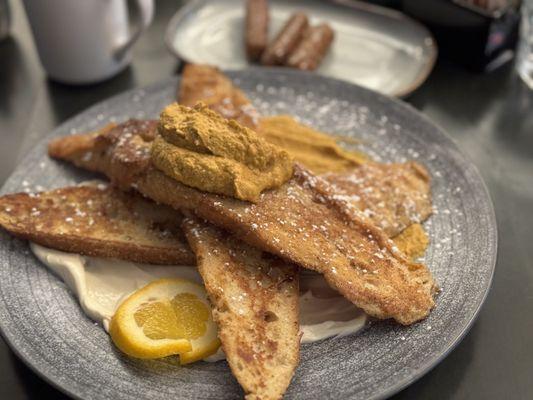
165;0;437;97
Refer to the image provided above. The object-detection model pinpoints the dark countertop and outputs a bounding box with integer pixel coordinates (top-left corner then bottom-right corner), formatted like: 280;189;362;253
1;1;532;399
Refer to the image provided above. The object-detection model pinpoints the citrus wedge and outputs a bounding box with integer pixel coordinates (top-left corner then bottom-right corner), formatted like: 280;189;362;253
109;278;220;363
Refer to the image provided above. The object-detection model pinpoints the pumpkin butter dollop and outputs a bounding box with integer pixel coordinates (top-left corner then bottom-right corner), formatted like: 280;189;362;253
151;103;294;202
259;115;367;174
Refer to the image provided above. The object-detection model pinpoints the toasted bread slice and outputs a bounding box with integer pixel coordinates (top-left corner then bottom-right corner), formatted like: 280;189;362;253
0;184;195;265
322;161;432;237
49;121;436;324
52;115;431;240
178;64;260;129
48;120;158;180
49;121;432;238
183;216;299;400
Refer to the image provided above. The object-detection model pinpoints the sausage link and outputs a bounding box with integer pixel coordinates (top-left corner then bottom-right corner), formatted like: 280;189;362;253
260;12;309;66
286;23;334;71
245;0;269;61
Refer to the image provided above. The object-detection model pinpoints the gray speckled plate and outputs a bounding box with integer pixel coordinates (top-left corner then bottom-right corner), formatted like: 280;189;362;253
0;69;496;400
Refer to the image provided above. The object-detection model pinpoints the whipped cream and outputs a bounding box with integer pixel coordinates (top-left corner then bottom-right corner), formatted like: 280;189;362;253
31;243;367;361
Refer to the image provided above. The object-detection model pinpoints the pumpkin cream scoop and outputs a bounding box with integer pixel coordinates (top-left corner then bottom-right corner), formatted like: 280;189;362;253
151;103;294;202
259;115;367;174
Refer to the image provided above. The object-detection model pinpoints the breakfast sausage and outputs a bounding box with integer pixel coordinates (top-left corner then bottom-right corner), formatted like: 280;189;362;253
286;23;334;71
245;0;269;61
260;12;309;66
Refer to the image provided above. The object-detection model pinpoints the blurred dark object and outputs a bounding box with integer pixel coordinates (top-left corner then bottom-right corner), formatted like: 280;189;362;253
0;0;11;40
402;0;520;71
363;0;402;7
453;0;517;17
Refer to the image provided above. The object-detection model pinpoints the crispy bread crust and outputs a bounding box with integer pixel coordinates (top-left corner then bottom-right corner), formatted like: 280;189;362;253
183;216;299;400
0;185;195;265
49;122;436;324
323;162;432;237
178;64;260;129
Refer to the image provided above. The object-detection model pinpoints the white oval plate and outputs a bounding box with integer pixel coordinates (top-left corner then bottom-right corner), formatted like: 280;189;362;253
165;0;437;97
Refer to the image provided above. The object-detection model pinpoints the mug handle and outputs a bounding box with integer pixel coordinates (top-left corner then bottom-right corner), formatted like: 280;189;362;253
114;0;154;60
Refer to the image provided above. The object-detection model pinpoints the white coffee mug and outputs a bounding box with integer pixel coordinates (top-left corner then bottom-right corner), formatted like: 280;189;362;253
22;0;154;84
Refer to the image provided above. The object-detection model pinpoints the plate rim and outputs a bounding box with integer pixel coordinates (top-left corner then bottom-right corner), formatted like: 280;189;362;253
0;69;497;400
163;0;438;98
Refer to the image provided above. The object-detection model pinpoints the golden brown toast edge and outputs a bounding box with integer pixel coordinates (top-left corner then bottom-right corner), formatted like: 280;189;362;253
183;216;299;400
178;64;260;129
0;185;195;265
323;161;433;238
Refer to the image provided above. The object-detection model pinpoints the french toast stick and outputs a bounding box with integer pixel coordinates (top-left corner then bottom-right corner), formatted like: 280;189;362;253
183;216;299;400
49;121;436;324
245;0;269;61
0;184;195;265
178;64;259;129
322;162;432;237
49;120;432;238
